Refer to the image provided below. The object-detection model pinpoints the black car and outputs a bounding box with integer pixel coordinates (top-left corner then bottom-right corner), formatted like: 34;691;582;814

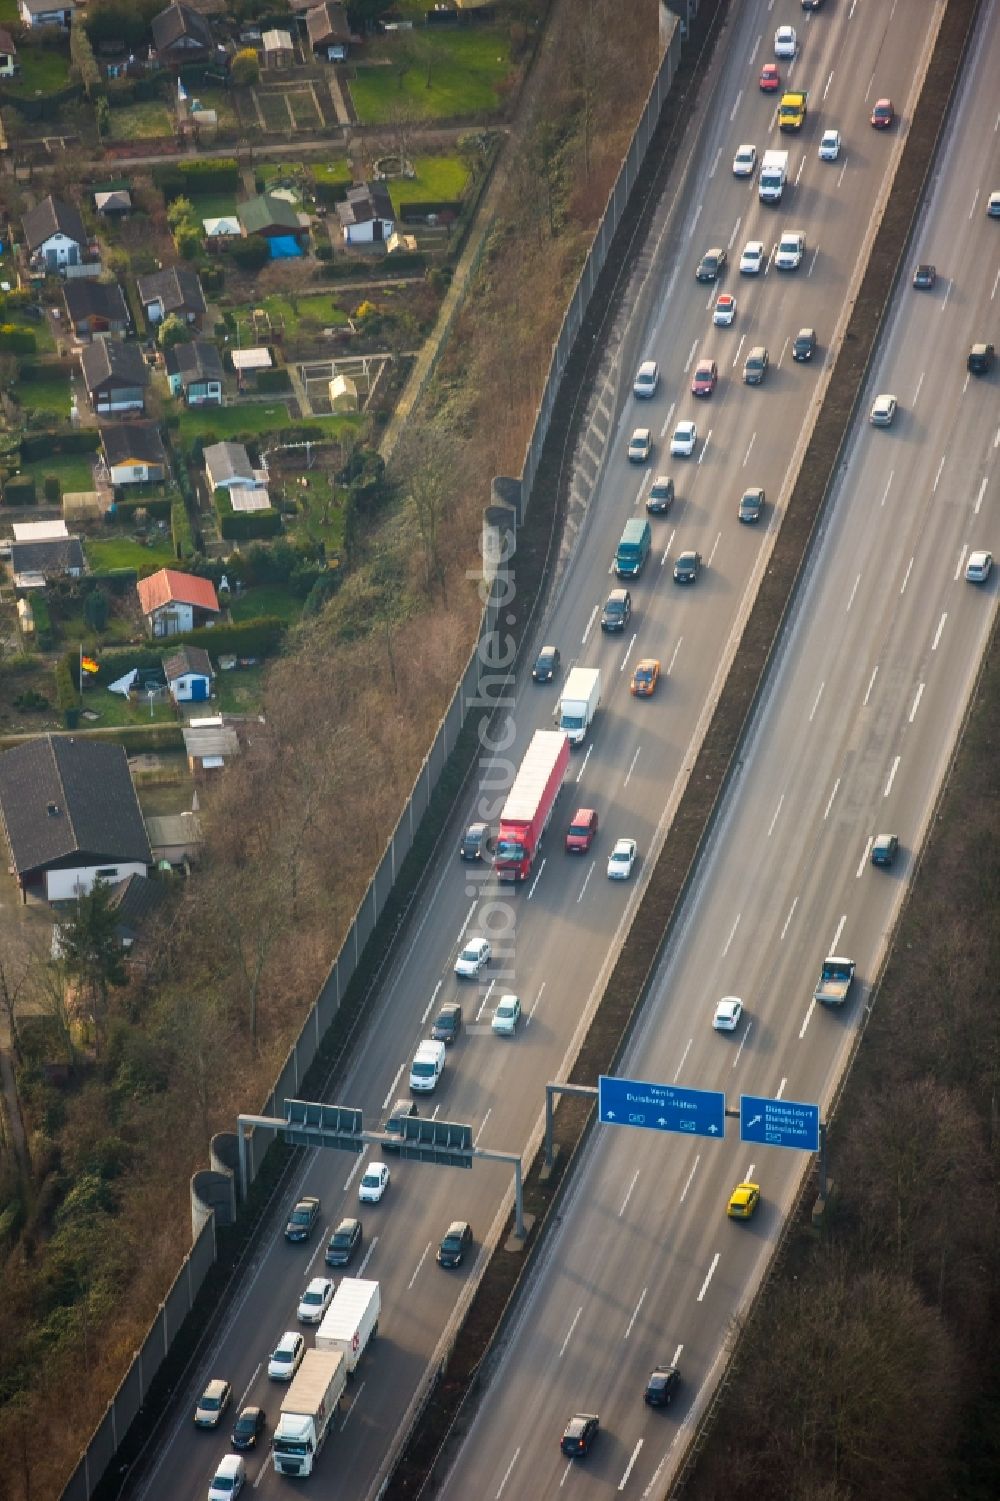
231;1406;266;1450
912;263;936;290
431;1003;462;1044
673;550;702;585
383;1097;417;1152
561;1412;599;1457
871;833;899;868
325;1217;363;1267
738;487;765;524
284;1196;320;1243
601;589;632;632
532;644;561;682
695;247;726;283
459;822;493;861
968;342;995;376
792;327;816;361
436;1220;474;1268
645;475;675;515
644;1366;681;1407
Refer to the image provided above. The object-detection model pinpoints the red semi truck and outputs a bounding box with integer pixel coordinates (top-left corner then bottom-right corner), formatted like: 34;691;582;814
494;730;570;882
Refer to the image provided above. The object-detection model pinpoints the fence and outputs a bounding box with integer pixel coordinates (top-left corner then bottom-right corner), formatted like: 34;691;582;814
60;14;687;1499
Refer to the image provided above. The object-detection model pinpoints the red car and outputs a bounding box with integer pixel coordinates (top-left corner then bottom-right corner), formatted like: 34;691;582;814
759;63;780;93
871;97;894;129
691;358;718;397
565;808;598;854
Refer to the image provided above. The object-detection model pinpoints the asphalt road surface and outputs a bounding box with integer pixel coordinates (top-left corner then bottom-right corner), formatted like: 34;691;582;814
130;2;967;1499
437;4;1000;1498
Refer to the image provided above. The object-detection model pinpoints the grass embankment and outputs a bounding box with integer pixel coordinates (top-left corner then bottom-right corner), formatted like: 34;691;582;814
349;28;513;124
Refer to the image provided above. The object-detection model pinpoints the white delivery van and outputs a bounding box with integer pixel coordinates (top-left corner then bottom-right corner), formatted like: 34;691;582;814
409;1039;445;1092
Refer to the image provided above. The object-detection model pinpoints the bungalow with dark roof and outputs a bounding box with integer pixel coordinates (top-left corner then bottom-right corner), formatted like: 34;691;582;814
336;182;395;246
151;2;215;67
18;0;76;29
306;2;352;61
22;195;87;270
63;280;130;338
136;266;207;329
10;536;85;590
100;423;168;486
80;339;149;414
0;734;151;903
165;340;224;405
137;568;220;638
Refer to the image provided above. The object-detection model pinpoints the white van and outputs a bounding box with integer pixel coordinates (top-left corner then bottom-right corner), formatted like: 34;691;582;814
208;1454;246;1501
409;1039;446;1093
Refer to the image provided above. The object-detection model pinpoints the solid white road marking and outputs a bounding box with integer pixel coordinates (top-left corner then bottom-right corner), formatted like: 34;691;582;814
619;1440;644;1492
767;793;784;838
830;914;847;953
824;777;840;820
846;574;861;612
909;682;925;723
576;744;593;782
899;556;914;594
382;1064;404;1111
624;747;641;787
857;837;874;878
809;681;825;721
527;857;546;899
624;1288;647;1340
407;1242;432;1291
679;1155;700;1203
932;613;947;650
780;896;798;940
421;979;443;1025
559;1307;583;1358
576;862;596;904
495;1449;520;1500
863;665;879;705
697;1253;720;1302
673;1037;693;1084
884;756;900;798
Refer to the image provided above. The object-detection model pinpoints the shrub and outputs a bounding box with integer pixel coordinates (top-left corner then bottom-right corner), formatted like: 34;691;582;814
83;588;108;633
43;474;61;503
315;242;333;261
13;688;50;712
254;367;291;394
31;595;54;650
230;48;260;87
0;326;37;355
200;264;225;295
21;430;100;461
153;158;239;200
231;239;270;273
54;654;81;729
215;486;282;541
3;475;36;506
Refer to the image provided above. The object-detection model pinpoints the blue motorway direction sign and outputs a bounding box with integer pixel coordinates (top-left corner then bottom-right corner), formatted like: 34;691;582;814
740;1094;820;1152
599;1075;726;1140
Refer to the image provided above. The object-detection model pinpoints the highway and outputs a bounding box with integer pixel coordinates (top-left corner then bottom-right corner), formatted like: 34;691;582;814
436;2;1000;1497
128;3;959;1498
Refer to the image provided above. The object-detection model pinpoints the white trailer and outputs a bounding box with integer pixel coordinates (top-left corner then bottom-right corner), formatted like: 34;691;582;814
315;1278;381;1374
272;1348;347;1478
555;667;602;746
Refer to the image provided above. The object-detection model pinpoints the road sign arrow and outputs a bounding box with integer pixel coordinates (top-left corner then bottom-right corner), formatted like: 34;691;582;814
606;1111;616;1120
657;1116;668;1125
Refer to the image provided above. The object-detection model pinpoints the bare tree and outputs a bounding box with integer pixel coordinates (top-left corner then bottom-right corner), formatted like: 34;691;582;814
567;0;602;180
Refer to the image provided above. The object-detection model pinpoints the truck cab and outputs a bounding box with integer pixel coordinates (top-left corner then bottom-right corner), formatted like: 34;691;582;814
778;91;807;131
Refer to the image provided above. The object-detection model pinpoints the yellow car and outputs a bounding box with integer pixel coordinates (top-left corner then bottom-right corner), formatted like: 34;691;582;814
727;1182;761;1220
631;659;661;697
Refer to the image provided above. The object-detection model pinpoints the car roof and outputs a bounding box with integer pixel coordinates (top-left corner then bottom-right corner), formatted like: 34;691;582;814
276;1331;300;1349
638;359;657;372
438;1002;461;1017
204;1378;228;1396
612;838;633;852
445;1220;469;1235
334;1215;360;1231
305;1276;330;1291
609;587;629;601
572;806;596;818
364;1160;387;1173
215;1456;243;1477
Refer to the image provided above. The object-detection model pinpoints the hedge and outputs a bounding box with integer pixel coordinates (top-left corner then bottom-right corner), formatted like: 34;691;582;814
3;475;36;505
154;158;239;200
183;616;286;656
21;429;101;462
91;648;164;683
110;494;173;521
54;654;81;729
86;570;140;596
31;595;54;651
171;499;195;560
0;326;36;354
19;360;76;384
254;367;292;394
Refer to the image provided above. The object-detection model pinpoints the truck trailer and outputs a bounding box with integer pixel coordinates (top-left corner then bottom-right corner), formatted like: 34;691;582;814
494;730;570;882
272;1348;347;1478
555;667;602;746
315;1278;380;1374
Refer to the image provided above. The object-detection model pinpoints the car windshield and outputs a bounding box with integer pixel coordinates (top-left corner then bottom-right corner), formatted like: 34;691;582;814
495;836;525;860
213;1480;236;1495
412;1062;434;1077
459;946;478;962
498;1003;515;1017
442;1234;463;1251
274;1349;292;1364
362;1171;381;1186
561;711;585;729
568;823;590;836
202;1393;221;1410
290;1208;310;1224
303;1290;323;1304
605;603;623;618
235;1415;254;1434
332;1230;352;1246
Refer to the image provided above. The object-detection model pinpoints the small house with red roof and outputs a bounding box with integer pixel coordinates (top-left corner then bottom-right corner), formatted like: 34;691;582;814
137;568;220;639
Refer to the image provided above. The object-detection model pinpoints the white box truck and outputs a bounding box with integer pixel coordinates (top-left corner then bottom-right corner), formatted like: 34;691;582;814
272;1348;347;1478
315;1278;380;1375
555;667;601;746
758;149;789;203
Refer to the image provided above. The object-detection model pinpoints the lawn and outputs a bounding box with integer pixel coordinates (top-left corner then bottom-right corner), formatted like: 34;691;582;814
214;663;265;714
311;160;352;188
6;47;71;96
106;101;175;141
17;373;72;419
288;472;346;552
79;687;176;727
21;452;97;494
0;0;19;23
227;294;348;345
388;154;471;208
178;402;293;444
349;28;511;124
230;584;301;624
188;85;239;130
188;192;239;223
86;537;174;572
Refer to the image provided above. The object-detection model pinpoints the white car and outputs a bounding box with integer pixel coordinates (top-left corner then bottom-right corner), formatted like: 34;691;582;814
775;230;806;270
965;549;993;583
819;129;841;161
633;360;659;398
713;996;744;1032
669;421;697;457
492;994;522;1035
208;1455;245;1501
297;1276;335;1324
628;427;652;463
268;1331;305;1382
359;1161;390;1203
455;937;491;977
870;393;897;427
774;25;796;57
713;293;736;326
607;838;637;880
732;143;757;177
739;240;765;275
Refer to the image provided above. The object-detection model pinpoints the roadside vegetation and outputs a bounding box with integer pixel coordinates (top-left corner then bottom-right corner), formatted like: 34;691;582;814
0;1;660;1493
